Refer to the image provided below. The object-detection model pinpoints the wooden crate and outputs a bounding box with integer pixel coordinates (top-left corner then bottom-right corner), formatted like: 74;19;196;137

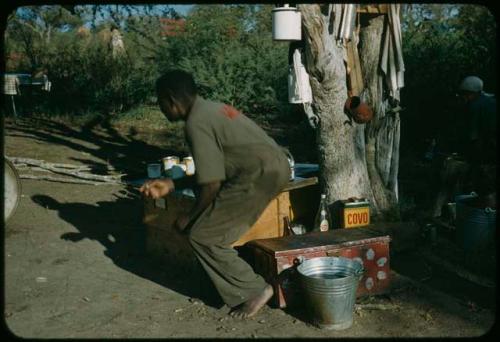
143;177;319;269
245;227;391;308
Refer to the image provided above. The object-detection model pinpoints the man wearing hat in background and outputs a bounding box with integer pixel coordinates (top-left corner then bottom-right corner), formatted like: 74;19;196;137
432;76;496;218
457;76;496;206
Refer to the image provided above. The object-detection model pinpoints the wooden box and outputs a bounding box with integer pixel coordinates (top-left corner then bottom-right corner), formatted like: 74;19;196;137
245;227;391;308
143;177;319;269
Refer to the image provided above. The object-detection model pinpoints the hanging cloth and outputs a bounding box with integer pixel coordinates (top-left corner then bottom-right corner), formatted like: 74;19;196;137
380;4;405;102
288;49;318;127
288;48;313;104
3;74;21;95
337;4;357;41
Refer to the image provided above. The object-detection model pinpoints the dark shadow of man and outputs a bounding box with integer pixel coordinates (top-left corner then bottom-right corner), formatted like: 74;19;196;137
31;191;222;308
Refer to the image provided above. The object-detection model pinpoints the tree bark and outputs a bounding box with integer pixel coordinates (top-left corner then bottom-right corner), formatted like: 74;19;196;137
300;5;400;220
300;5;372;210
359;14;400;218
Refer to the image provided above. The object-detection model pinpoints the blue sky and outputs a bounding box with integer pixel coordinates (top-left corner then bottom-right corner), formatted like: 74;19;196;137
170;5;193;16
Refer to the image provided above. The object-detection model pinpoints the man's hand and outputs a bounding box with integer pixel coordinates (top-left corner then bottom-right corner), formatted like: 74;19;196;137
139;179;174;199
174;214;191;233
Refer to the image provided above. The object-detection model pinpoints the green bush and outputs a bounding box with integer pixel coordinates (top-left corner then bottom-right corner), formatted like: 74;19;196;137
6;5;290;124
156;5;290;121
41;31;158;115
5;4;495;136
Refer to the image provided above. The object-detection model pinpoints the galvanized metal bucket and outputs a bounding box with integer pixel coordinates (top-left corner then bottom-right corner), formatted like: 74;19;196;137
297;256;364;330
455;193;496;251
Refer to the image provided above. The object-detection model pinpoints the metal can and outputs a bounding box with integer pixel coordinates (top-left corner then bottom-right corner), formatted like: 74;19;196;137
183;156;196;176
424;223;437;246
162;156;179;172
290;223;307;235
287;157;295;181
340;198;370;229
147;163;162;178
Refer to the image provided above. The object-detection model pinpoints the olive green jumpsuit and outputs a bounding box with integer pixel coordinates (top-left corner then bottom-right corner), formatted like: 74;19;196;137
185;96;290;307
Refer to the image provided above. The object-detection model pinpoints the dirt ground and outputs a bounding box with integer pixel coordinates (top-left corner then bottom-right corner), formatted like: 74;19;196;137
3;117;497;338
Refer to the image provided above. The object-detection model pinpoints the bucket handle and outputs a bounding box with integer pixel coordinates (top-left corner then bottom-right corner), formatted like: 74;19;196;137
355;267;365;279
485;207;496;214
293;256;305;266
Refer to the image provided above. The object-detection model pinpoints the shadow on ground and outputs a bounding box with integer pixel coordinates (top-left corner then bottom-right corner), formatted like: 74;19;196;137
8;116;224;307
31;191;223;309
5;116;185;178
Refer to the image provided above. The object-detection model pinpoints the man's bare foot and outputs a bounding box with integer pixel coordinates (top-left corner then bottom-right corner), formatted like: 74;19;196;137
229;284;274;319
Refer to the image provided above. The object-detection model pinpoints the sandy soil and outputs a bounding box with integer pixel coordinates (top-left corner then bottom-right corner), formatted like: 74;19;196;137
3;117;496;338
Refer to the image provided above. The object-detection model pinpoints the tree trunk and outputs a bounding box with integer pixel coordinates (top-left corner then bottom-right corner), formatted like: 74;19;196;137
300;5;373;211
359;14;400;218
300;5;400;220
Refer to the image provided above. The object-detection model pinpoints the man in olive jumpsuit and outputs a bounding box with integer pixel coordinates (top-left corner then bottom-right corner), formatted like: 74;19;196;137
140;70;290;318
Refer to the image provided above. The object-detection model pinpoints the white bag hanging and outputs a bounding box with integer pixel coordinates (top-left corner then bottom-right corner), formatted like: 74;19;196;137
288;49;312;104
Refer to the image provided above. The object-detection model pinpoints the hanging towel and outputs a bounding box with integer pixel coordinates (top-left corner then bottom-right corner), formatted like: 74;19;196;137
337;4;357;41
289;49;313;104
380;4;405;102
3;74;21;95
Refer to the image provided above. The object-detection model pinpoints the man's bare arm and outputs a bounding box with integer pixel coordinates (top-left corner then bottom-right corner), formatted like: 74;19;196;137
188;181;221;222
174;180;221;232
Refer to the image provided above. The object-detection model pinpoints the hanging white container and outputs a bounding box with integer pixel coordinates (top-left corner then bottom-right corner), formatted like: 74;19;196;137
288;49;312;104
272;4;302;41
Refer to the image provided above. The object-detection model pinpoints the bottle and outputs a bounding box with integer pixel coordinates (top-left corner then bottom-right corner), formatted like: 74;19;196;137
283;216;294;236
313;194;332;232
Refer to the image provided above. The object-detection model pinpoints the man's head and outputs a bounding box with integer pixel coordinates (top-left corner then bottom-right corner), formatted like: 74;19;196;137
458;76;483;103
156;70;197;121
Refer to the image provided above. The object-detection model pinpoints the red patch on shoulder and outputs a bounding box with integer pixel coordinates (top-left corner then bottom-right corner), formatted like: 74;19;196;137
221;104;240;119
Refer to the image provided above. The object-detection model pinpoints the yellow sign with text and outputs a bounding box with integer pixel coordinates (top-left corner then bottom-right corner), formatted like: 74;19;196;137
342;207;370;228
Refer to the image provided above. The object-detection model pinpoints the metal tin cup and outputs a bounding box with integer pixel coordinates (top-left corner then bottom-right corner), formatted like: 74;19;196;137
170;164;186;179
162;156;179;172
147;163;162;178
162;156;179;176
291;223;307;235
183;156;196;176
288;158;295;181
284;150;295;181
425;223;437;246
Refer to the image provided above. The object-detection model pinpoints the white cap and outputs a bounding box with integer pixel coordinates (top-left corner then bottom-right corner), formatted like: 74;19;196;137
459;76;483;93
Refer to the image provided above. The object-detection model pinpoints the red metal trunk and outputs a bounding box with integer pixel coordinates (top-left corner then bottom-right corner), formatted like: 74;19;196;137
245;227;391;308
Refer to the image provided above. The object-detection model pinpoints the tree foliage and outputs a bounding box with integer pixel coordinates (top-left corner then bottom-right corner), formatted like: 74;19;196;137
4;4;289;119
157;5;289;119
3;4;496;131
